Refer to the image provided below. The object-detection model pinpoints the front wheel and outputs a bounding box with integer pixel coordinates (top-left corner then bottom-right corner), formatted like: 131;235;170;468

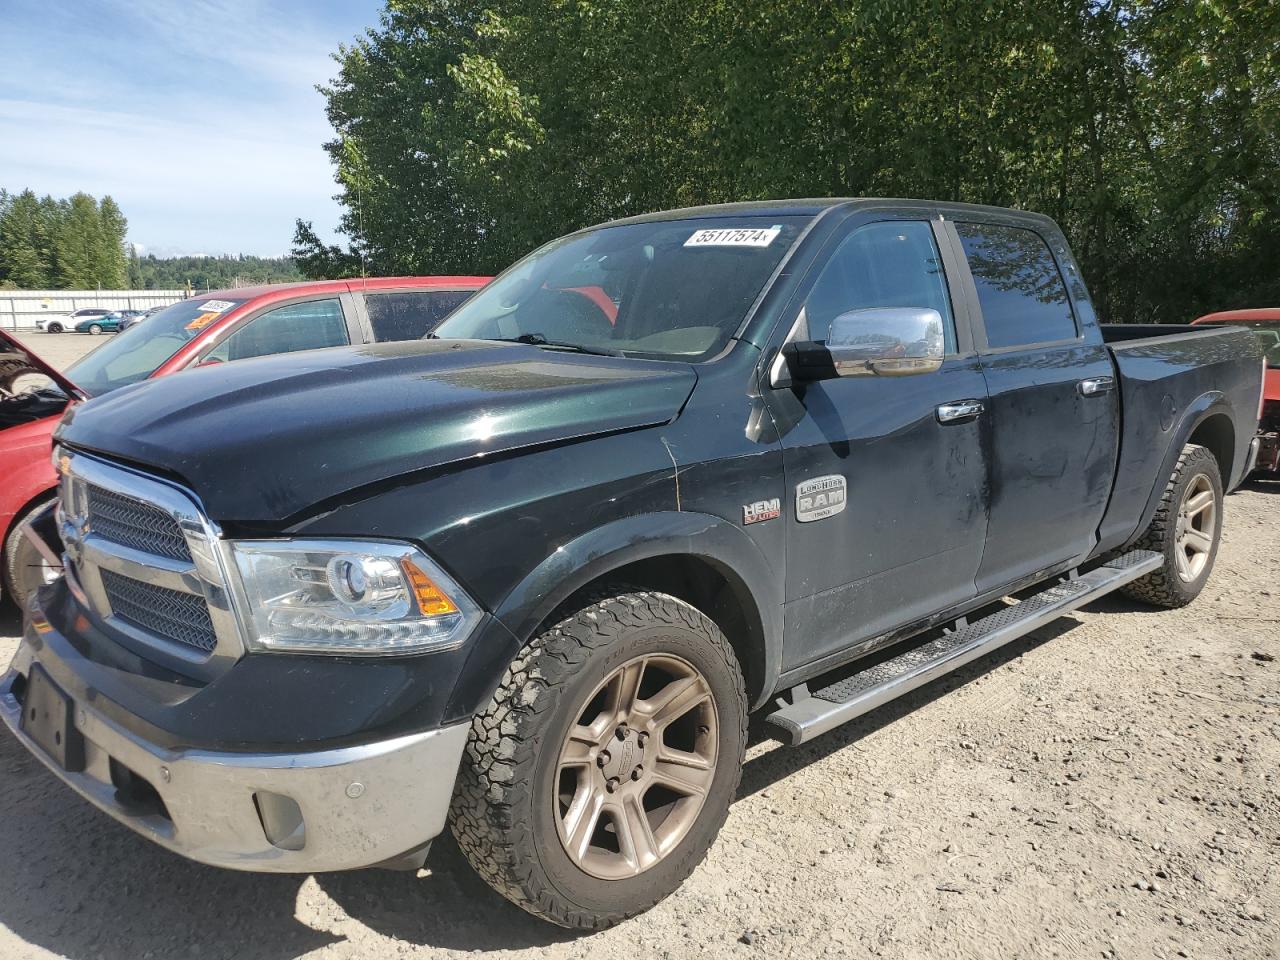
46;322;63;333
3;501;61;610
1121;443;1223;608
87;323;102;335
450;590;747;929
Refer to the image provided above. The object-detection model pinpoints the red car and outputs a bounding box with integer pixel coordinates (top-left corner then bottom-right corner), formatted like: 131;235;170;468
0;276;489;608
1193;308;1280;476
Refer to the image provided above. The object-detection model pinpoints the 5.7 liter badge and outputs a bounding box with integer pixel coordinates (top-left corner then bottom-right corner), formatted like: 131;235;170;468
796;475;846;522
742;498;781;525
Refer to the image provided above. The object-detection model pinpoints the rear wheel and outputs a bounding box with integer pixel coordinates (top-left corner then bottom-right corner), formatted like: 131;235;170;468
1121;443;1222;608
87;323;103;335
450;590;747;929
3;501;60;610
46;322;63;333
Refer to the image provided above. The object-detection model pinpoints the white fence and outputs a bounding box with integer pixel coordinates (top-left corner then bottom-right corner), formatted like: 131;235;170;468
0;290;187;331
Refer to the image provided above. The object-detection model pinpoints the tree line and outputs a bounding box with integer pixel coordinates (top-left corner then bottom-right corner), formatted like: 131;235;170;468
0;189;129;289
295;0;1279;324
0;188;302;292
127;251;301;291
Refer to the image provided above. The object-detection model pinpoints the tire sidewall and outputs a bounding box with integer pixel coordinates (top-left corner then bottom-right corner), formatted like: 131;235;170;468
528;606;745;917
1161;449;1223;603
88;324;102;335
4;502;55;609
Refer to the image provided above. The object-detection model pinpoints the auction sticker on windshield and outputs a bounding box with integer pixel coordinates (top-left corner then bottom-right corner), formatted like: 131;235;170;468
684;227;781;248
197;300;236;313
185;313;221;331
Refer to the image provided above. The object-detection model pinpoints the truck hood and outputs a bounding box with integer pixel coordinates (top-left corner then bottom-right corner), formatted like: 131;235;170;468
56;339;696;529
0;328;86;402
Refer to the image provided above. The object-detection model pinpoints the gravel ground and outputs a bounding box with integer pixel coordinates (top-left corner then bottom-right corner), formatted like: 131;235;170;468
9;330;109;372
1;331;1277;959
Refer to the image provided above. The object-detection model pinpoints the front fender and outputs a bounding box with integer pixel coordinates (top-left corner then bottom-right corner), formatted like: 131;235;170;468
0;415;60;548
491;511;783;710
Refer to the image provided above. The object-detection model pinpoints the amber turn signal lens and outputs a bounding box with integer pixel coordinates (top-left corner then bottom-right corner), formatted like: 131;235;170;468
401;558;460;616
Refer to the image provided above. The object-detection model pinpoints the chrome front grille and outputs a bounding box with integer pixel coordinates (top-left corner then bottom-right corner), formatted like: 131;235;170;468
86;484;192;561
56;449;243;678
100;568;217;652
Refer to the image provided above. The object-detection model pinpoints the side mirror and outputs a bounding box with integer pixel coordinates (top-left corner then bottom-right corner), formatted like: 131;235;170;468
785;307;945;381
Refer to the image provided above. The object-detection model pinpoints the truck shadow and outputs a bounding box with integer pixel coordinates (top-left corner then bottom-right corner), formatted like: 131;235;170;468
1242;477;1280;494
738;616;1080;796
0;611;1100;958
0;721;572;958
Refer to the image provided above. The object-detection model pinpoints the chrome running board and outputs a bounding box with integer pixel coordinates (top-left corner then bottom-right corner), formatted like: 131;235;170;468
767;550;1162;745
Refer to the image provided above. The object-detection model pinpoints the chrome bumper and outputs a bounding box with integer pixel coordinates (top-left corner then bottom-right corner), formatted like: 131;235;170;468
1248;432;1280;477
1245;435;1261;476
1;636;469;873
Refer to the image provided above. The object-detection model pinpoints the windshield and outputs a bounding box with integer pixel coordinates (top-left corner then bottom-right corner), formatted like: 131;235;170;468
432;216;808;361
66;297;246;395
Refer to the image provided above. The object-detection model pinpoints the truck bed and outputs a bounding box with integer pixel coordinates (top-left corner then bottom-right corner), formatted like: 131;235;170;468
1100;323;1212;343
1096;323;1262;553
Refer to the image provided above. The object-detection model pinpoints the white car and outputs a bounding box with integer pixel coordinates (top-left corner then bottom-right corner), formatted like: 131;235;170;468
35;308;114;333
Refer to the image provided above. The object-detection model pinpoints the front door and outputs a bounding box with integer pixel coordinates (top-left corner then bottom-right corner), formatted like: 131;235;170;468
767;216;990;671
947;218;1120;594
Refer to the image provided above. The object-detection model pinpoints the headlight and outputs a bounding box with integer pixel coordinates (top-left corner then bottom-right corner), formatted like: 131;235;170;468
228;538;481;656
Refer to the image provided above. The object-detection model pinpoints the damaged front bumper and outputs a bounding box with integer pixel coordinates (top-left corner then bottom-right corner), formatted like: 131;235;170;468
1;608;469;874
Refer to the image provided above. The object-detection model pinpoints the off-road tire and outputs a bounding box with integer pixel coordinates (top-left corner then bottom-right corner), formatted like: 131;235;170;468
449;590;748;929
3;499;55;611
1121;443;1222;609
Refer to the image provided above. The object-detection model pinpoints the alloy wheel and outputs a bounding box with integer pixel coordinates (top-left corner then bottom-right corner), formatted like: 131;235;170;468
554;653;718;880
1174;473;1216;582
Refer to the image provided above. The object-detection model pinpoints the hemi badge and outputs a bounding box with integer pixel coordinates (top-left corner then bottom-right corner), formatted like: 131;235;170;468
742;498;781;525
796;475;847;523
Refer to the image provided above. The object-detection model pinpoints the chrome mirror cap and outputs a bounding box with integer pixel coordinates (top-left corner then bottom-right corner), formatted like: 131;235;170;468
826;307;945;377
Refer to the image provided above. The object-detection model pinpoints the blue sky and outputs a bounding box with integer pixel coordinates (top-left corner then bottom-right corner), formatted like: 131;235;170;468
0;0;381;256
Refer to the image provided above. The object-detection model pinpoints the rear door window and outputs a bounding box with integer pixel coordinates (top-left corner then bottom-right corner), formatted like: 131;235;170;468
365;290;477;342
955;223;1077;349
205;299;349;363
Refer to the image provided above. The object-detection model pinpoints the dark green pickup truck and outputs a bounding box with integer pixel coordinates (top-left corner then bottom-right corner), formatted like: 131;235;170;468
3;199;1264;929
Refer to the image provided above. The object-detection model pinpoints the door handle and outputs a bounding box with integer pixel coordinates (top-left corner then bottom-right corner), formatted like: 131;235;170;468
936;399;984;423
1077;376;1115;397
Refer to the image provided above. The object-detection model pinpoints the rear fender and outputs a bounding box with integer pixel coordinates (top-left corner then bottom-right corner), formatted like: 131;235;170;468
1125;391;1233;547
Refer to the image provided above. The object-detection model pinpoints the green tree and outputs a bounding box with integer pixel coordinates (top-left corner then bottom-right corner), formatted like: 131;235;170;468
96;195;130;288
127;243;143;288
306;0;1280;322
53;193;104;288
291;219;363;279
0;189;136;289
131;252;303;290
0;188;55;287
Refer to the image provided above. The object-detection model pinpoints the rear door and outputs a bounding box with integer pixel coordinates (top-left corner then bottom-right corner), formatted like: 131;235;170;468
767;212;990;670
945;217;1119;593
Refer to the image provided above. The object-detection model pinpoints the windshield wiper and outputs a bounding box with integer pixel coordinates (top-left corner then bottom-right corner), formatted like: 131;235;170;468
494;333;625;358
